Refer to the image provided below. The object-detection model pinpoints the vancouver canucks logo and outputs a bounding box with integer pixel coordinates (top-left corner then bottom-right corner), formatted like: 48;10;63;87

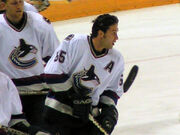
9;39;38;69
73;65;100;93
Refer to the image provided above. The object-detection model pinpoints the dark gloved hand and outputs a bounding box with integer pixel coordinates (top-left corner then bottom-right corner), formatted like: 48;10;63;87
73;96;92;122
96;105;118;134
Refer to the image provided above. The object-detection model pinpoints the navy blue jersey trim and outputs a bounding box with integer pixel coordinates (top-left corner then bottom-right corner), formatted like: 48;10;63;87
12;74;45;86
100;90;119;105
44;74;69;84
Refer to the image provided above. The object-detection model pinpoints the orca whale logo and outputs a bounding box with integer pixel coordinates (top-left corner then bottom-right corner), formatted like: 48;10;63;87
9;39;38;69
73;65;100;94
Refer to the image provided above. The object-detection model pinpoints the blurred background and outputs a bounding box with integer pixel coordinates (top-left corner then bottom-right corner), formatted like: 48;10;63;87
40;0;180;22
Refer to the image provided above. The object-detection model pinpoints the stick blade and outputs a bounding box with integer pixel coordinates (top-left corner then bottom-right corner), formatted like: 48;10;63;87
124;65;139;93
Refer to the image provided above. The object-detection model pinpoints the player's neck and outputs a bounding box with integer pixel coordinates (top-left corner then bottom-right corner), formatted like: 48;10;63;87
5;12;26;30
92;38;104;52
6;12;24;24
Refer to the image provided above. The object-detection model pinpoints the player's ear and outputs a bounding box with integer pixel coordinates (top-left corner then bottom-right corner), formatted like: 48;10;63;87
98;30;104;38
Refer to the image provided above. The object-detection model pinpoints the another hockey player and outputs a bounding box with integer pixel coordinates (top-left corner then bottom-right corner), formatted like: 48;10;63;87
43;14;124;135
0;0;38;13
0;71;24;128
24;0;50;12
0;0;59;126
0;0;49;14
0;71;50;135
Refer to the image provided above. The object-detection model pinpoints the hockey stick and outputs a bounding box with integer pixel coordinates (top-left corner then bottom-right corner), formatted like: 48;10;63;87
19;90;48;95
0;125;28;135
123;65;139;93
89;65;139;135
89;114;109;135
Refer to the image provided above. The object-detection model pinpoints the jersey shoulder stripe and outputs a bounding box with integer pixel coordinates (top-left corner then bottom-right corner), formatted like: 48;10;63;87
12;74;45;86
44;74;69;84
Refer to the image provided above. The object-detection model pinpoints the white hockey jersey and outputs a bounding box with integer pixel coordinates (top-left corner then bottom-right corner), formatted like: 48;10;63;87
44;34;124;112
0;72;22;126
0;11;59;91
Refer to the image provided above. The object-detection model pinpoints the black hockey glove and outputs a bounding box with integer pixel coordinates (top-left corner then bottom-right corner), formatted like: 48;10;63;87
73;95;92;122
96;105;118;134
72;70;93;122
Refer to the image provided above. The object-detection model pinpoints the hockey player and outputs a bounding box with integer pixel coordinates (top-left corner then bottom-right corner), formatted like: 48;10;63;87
0;71;50;135
43;14;124;135
24;0;50;12
0;0;49;14
0;71;24;128
0;0;38;13
0;0;59;126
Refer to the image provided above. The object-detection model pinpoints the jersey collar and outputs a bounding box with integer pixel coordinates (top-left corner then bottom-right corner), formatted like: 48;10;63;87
4;12;27;32
88;36;108;58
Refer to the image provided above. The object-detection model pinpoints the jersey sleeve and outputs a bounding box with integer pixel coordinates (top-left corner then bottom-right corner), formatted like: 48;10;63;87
45;39;71;75
27;11;60;61
100;56;124;106
45;34;80;75
44;34;82;92
41;22;60;60
106;67;124;97
9;78;23;115
0;73;22;126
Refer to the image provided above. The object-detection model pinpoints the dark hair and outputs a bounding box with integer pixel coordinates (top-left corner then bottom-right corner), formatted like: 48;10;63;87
91;14;119;38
